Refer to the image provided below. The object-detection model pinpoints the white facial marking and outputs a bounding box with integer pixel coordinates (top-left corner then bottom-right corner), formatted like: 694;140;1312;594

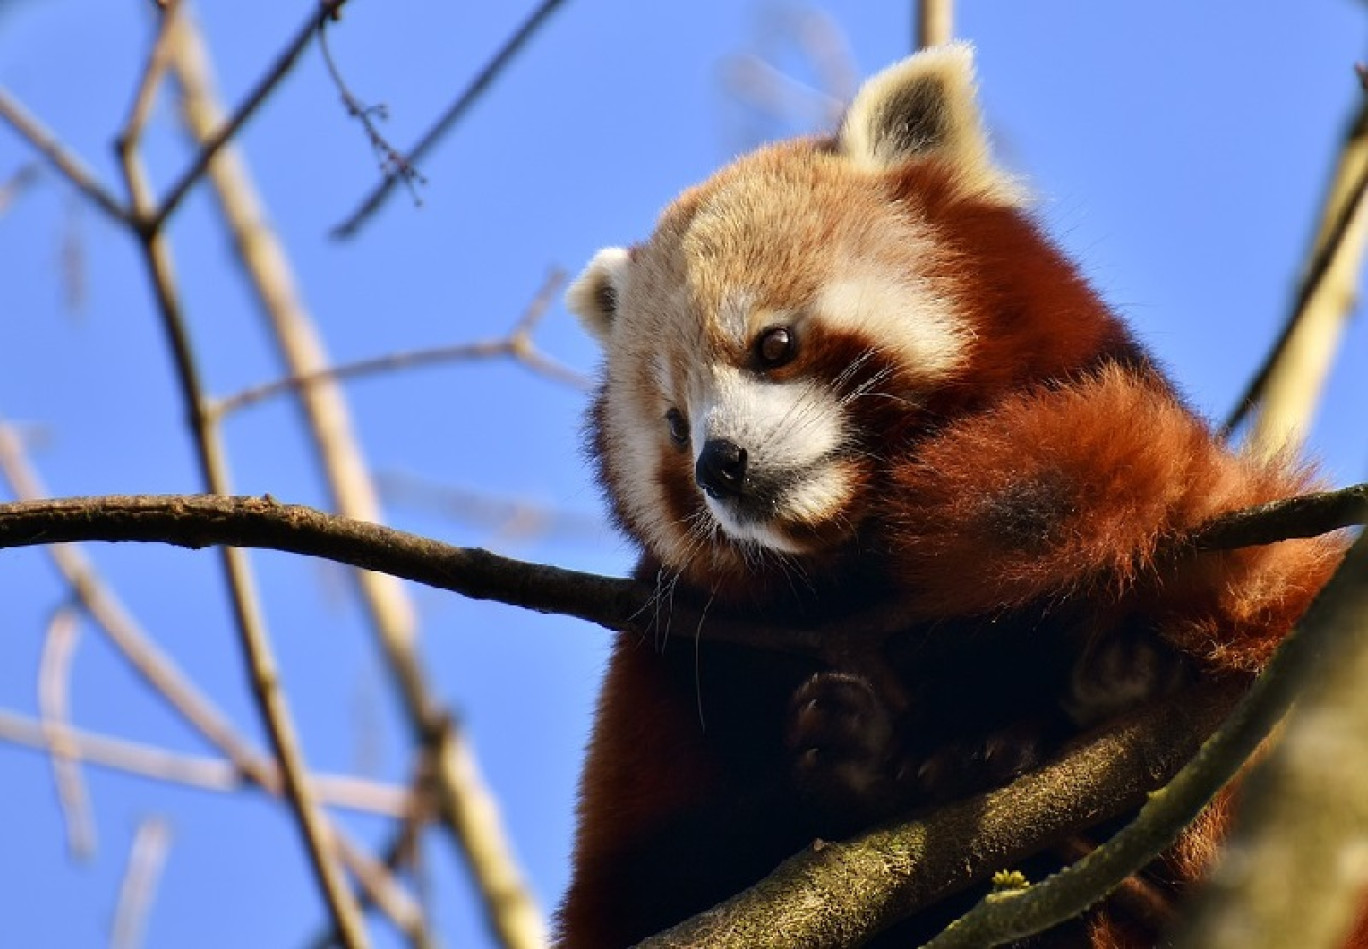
691;365;851;552
817;269;970;382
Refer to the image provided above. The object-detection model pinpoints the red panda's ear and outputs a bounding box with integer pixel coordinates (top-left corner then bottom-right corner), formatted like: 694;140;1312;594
566;247;629;344
840;43;1023;205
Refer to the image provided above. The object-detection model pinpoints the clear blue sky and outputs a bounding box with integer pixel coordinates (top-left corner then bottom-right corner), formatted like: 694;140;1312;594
1;2;1365;947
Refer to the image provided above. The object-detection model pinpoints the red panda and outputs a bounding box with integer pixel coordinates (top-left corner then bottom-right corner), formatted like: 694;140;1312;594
557;44;1346;948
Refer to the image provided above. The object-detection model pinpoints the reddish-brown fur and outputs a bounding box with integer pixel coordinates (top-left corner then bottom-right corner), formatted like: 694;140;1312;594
559;50;1348;949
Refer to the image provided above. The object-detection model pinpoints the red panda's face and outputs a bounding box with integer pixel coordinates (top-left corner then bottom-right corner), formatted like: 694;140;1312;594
569;45;1028;595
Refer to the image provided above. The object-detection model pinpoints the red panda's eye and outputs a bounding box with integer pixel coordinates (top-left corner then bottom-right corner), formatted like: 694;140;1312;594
664;408;689;446
756;326;796;368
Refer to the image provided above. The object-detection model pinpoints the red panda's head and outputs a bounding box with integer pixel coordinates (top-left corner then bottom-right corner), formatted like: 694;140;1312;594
570;44;1134;601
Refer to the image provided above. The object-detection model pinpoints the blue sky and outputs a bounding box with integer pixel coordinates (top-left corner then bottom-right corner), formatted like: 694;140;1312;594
1;2;1366;947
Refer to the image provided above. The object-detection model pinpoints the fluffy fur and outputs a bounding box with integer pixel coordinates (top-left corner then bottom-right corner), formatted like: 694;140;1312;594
558;44;1346;948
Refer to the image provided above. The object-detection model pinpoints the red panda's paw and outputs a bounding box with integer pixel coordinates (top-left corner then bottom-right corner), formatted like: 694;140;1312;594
912;717;1054;803
786;672;900;819
1063;623;1194;728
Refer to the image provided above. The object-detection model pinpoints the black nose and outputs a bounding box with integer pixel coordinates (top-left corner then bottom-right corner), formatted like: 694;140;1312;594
695;438;748;500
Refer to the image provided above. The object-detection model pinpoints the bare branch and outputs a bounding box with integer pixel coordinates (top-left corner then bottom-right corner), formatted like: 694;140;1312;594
332;0;570;239
147;0;349;232
0;90;128;225
318;18;425;208
309;755;440;949
1171;535;1368;945
120;0;184;151
0;426;418;937
1222;72;1368;452
332;835;430;948
0;711;413;817
110;817;172;949
212;269;585;419
167;16;546;946
38;604;97;860
916;0;954;51
1187;482;1368;550
379;471;608;544
118;101;368;946
0;486;1362;652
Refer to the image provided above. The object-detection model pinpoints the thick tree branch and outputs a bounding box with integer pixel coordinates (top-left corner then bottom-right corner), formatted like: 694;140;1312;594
0;486;1362;653
922;526;1368;948
1172;526;1368;946
639;681;1243;948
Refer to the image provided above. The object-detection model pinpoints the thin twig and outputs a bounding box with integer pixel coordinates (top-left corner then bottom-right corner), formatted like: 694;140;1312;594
0;90;128;225
318;17;425;207
212;269;584;418
0;711;412;816
332;0;570;239
1222;75;1368;450
331;836;429;947
167;16;540;946
120;0;184;151
147;0;348;233
792;8;858;110
310;754;440;949
110;817;172;949
38;603;98;860
0;162;39;216
118;119;368;947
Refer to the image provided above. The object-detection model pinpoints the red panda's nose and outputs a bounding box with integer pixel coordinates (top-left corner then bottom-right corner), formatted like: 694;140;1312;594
696;438;748;501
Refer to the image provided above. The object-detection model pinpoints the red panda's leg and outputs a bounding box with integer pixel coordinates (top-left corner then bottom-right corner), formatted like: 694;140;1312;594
886;365;1342;672
557;631;832;948
557;635;723;949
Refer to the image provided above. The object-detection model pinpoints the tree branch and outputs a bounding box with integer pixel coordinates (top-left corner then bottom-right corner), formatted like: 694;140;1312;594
639;681;1243;948
0;710;414;817
331;0;569;239
0;425;422;938
110;817;172;949
916;0;954;51
0;88;129;225
167;22;544;942
0;486;1362;653
1171;523;1368;946
118;95;369;946
38;604;97;860
146;0;349;232
921;526;1368;948
1222;70;1368;452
